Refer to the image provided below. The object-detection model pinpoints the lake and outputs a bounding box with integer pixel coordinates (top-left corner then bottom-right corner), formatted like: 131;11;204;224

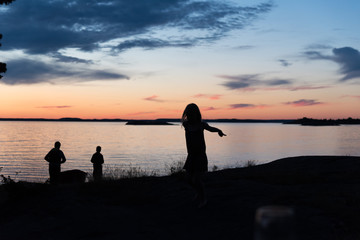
0;121;359;182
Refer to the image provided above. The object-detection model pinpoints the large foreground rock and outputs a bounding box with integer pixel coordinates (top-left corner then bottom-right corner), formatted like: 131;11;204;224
1;155;360;240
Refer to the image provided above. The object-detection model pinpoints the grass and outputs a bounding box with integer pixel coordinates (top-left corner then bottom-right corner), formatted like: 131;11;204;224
1;158;259;184
164;159;185;176
244;159;257;167
92;164;159;181
0;167;17;185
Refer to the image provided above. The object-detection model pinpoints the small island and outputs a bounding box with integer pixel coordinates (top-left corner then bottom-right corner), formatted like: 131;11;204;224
126;120;174;125
284;117;360;126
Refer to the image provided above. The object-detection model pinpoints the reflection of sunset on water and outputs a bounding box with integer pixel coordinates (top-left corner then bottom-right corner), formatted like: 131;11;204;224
1;121;359;182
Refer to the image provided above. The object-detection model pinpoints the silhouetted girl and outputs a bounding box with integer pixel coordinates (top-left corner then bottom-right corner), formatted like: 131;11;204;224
91;146;104;181
182;103;226;208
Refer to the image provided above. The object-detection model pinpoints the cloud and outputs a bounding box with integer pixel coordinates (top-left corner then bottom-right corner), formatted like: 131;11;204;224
229;103;270;110
306;44;333;50
201;107;217;111
230;104;256;109
234;45;254;50
37;105;72;109
143;95;164;102
304;46;360;81
114;38;193;52
193;94;222;100
220;74;293;90
219;74;331;92
0;58;129;84
288;86;330;91
284;99;323;107
0;0;273;85
1;0;273;54
278;59;291;67
51;53;94;64
341;95;360;100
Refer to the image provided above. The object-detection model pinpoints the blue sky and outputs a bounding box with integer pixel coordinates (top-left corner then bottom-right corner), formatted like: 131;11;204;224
0;0;359;119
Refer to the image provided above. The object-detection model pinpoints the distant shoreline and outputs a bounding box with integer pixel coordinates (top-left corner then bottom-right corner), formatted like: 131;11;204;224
1;117;360;125
0;117;292;123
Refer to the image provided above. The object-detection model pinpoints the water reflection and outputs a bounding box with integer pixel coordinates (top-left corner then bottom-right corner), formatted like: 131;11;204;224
0;121;359;182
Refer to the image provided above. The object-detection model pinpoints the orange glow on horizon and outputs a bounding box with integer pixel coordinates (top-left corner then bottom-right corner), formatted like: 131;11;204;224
1;82;359;120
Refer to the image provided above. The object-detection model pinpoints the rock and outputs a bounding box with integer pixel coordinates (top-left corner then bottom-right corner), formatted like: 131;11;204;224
59;170;87;184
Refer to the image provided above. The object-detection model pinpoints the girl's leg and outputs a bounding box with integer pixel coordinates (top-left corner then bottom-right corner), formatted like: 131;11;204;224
186;171;207;207
191;172;207;208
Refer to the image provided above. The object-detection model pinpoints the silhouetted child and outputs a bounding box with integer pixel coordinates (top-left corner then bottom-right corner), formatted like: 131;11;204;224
91;146;104;181
45;141;66;185
182;103;226;208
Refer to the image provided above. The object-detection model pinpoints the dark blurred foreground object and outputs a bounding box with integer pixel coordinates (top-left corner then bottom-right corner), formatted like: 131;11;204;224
58;170;87;184
255;206;296;240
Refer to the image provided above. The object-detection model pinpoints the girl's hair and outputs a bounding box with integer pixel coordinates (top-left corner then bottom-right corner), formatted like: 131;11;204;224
182;103;202;125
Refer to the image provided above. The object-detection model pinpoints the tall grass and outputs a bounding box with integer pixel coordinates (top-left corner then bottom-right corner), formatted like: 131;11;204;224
2;158;259;184
164;159;185;176
90;164;158;181
244;159;257;167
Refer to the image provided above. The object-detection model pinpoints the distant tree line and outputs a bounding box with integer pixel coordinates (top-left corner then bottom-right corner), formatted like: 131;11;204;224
0;0;15;79
284;117;360;126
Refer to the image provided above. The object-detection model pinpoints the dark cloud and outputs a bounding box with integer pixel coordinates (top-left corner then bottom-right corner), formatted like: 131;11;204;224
234;45;254;50
284;99;323;107
37;105;72;109
267;79;291;85
289;86;330;91
229;103;256;109
0;0;273;85
0;0;273;54
333;47;360;81
51;53;93;64
304;46;360;82
220;74;292;90
1;58;129;85
278;59;291;67
115;38;193;52
220;74;259;89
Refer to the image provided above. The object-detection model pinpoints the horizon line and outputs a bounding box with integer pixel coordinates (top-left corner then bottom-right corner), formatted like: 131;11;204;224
0;117;293;122
0;117;359;122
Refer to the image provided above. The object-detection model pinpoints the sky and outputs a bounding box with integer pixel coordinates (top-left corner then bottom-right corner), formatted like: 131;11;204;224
0;0;359;120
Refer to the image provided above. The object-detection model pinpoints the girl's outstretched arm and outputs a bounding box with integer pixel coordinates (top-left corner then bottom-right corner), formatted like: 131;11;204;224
204;123;226;137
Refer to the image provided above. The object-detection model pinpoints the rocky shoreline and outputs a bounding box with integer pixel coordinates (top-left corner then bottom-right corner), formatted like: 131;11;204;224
1;155;360;240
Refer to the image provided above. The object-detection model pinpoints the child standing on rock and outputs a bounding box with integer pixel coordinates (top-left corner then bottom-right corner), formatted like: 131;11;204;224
182;103;226;208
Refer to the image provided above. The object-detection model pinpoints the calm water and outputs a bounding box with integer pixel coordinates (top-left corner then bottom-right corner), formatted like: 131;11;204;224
0;121;359;182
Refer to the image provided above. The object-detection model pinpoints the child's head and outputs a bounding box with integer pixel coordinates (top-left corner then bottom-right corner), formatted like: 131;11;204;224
182;103;202;125
54;141;61;149
96;146;101;152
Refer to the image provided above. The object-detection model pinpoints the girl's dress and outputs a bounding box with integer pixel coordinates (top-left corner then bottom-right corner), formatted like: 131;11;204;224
183;121;208;172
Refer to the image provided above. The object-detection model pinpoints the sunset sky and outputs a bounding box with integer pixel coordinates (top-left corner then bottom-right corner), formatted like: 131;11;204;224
1;0;359;119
